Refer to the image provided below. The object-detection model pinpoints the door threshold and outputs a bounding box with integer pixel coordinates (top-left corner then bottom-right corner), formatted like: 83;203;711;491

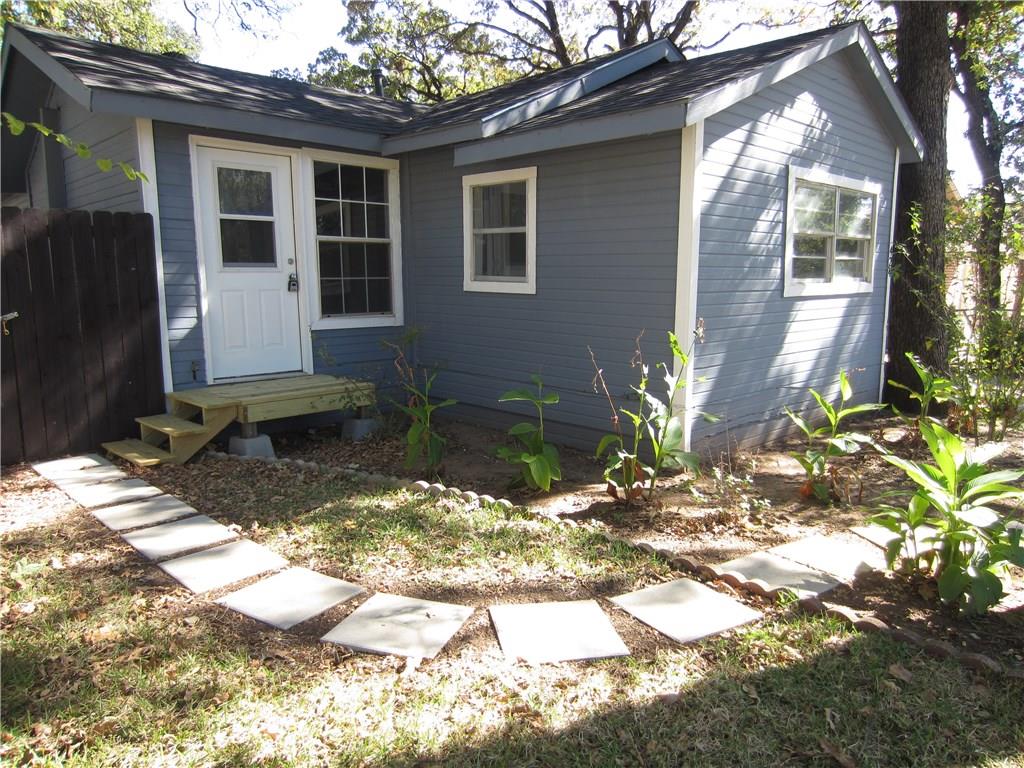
211;371;308;385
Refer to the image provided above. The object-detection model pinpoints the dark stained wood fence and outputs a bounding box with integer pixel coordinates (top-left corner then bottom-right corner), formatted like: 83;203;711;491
1;208;164;464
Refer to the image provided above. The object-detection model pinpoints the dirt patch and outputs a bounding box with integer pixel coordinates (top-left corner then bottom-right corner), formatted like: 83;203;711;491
0;465;80;534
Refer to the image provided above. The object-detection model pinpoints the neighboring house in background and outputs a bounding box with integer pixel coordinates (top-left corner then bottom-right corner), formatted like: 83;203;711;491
0;21;923;451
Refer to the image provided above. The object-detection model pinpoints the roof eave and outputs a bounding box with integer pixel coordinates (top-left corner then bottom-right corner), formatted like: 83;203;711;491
684;23;924;161
90;89;385;152
3;25;93;110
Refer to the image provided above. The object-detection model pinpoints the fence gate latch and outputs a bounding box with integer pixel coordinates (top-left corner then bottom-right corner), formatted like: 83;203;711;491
1;311;18;335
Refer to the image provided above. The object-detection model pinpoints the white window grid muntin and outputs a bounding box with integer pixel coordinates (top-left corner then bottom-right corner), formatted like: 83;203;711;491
792;178;875;284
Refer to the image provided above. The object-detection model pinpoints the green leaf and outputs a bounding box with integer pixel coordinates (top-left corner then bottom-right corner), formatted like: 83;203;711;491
837;402;883;420
937;564;969;604
524;454;552;491
538;392;559;405
596;433;620;458
117;161;137;181
530;373;543;388
967;569;1004;615
839;370;852;401
2;112;26;136
508;422;538;437
407;421;425;446
74;142;92;159
54;133;73;148
26;120;51;137
96;157;114;172
542;443;562;480
498;388;535;403
700;411;721;423
660;417;684;453
962;470;1024;499
954;506;999;528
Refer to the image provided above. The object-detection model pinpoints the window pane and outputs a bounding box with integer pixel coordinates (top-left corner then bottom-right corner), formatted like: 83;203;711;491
340;165;364;201
793;183;834;232
343;279;368;314
366;204;388;238
837;191;873;237
343;202;366;237
318;241;341;278
313;162;340;200
342;243;366;278
321;279;344;315
793;234;829;258
366;243;390;277
793;257;826;280
475;231;527;278
217;168;273;215
367;279;391;312
365;168;387;203
834;258;865;279
473;181;527;229
220;219;275;265
835;238;869;259
316;200;341;236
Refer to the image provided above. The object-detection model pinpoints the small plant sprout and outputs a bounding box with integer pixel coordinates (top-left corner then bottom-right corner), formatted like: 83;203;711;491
495;374;561;492
870;419;1024;615
888;351;953;424
785;370;881;504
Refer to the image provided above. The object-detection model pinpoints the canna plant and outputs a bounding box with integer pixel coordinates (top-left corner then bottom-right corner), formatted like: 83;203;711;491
395;370;456;473
495;374;561;492
785;370;881;504
592;331;701;505
888;351;953;425
870;419;1024;615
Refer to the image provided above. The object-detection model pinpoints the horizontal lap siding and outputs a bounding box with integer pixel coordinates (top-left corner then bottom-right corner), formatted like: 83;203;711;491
403;134;681;447
52;91;142;212
692;53;896;448
152;122;407;391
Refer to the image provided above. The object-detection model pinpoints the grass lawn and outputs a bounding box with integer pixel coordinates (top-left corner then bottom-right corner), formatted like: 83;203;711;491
2;459;1022;767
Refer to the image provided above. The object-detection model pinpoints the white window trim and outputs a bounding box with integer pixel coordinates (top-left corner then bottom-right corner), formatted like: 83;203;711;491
784;164;882;298
462;166;537;295
301;148;404;330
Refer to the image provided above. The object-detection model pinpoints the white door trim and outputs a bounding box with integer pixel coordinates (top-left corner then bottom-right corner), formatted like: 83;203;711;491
188;134;314;384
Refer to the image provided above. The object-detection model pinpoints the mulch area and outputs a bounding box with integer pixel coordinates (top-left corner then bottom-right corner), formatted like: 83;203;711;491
271;413;1024;669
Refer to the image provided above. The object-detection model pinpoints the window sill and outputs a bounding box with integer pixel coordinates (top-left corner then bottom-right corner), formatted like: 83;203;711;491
310;314;402;331
783;280;873;298
463;279;536;295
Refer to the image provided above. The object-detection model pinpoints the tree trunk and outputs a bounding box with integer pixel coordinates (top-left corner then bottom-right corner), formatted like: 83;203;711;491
885;2;952;405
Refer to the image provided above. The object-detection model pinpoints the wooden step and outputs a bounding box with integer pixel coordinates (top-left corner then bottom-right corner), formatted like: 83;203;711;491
102;439;174;467
136;413;208;437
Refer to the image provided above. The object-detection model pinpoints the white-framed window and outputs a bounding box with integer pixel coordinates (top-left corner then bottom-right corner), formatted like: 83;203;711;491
303;150;403;329
784;165;881;298
462;167;537;294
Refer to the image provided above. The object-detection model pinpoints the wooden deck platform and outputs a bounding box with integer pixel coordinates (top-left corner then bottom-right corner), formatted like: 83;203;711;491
102;375;375;466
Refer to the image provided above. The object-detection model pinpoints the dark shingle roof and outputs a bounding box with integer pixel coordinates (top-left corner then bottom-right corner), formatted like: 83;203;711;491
399;39;676;136
13;25;425;134
477;24;861;136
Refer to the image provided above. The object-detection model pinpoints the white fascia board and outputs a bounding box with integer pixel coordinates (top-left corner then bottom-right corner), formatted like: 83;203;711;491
380;122;483;155
685;23;924;163
3;27;92;109
454;100;687;166
480;39;684;136
91;89;384;153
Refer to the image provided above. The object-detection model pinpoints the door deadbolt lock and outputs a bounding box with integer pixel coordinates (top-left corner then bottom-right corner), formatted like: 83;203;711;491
287;273;299;292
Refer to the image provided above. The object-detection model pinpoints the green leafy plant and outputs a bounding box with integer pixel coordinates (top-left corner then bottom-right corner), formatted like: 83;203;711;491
495;374;561;492
591;330;701;505
383;333;455;475
888;351;953;424
870;419;1024;615
784;371;881;504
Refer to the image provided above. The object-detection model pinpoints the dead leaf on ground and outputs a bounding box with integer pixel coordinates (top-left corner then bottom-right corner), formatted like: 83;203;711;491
741;683;760;703
887;663;913;684
819;737;858;767
825;707;839;732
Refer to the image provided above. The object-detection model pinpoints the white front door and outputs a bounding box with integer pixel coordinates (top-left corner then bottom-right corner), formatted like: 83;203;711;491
196;146;303;380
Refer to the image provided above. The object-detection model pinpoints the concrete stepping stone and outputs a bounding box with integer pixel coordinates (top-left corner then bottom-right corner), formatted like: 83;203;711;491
610;578;761;645
60;478;161;509
716;551;840;597
48;464;128;488
769;534;887;583
92;494;199;532
321;593;473;659
217;567;364;629
121;515;237;561
488;600;630;664
32;454;112;482
159;540;288;594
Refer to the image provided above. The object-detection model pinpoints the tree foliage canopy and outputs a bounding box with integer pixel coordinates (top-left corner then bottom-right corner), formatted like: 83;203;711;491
0;0;199;55
274;0;811;103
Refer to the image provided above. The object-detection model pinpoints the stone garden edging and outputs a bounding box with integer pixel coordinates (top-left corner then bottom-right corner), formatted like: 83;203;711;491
203;448;1020;680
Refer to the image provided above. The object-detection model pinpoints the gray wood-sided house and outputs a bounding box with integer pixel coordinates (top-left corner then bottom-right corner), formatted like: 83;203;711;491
1;21;923;456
